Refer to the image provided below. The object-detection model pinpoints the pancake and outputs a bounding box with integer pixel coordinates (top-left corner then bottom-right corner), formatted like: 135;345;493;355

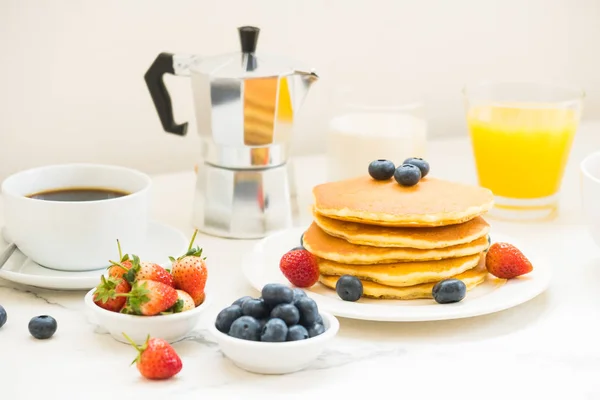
303;222;489;264
319;263;488;300
314;212;490;249
313;176;494;227
317;253;481;287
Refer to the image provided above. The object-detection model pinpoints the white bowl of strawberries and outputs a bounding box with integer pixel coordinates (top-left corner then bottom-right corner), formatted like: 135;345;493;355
85;233;210;345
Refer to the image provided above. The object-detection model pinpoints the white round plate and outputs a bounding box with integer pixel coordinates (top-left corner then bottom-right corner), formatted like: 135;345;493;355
0;221;189;291
242;227;552;322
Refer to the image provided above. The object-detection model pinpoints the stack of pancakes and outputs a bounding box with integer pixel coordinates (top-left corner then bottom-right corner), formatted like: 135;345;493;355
302;176;495;300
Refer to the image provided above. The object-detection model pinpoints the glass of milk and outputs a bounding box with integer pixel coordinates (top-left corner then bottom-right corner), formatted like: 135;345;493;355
327;99;428;182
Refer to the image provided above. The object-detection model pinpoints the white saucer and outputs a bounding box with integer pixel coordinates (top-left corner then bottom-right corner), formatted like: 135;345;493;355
242;227;553;322
0;221;189;291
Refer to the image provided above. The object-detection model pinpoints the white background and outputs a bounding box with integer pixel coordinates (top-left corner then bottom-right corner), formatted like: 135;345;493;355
1;0;599;180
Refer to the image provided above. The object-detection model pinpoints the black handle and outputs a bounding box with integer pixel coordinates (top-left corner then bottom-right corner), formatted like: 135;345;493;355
144;53;188;136
238;26;260;53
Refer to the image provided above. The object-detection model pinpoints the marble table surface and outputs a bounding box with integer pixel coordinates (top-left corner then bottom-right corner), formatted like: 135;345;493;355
3;122;600;399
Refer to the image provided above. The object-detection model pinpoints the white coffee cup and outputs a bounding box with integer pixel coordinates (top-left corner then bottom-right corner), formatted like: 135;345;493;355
580;152;600;247
1;164;151;271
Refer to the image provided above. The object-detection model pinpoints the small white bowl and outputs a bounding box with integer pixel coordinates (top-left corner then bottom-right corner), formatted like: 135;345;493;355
581;152;600;247
84;288;211;345
209;311;340;375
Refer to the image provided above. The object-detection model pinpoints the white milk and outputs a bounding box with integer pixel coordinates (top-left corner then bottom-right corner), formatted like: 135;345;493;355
326;112;428;182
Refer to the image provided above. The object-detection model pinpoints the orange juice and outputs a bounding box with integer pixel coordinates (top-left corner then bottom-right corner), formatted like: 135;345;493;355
467;104;578;199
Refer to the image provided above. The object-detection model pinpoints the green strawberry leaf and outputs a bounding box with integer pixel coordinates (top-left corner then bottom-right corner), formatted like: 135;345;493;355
93;275;120;303
124;281;151;315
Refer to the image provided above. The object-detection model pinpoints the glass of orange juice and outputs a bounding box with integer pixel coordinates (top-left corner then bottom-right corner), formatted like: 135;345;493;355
463;81;584;221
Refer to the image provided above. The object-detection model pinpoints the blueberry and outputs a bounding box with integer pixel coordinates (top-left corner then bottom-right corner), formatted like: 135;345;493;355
368;159;396;180
0;305;6;328
315;314;323;325
403;157;430;178
215;305;243;333
241;298;269;319
432;279;467;304
286;325;309;341
232;296;253;307
291;246;305;251
228;316;261;341
28;315;57;340
307;323;325;338
292;288;307;304
295;297;319;327
261;283;294;307
394;164;421;187
271;303;300;326
335;275;363;302
260;318;288;342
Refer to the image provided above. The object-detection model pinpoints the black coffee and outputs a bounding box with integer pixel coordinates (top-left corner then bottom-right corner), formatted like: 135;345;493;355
27;187;130;202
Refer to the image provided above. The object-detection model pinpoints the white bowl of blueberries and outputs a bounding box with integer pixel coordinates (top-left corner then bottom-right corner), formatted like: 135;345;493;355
209;283;340;375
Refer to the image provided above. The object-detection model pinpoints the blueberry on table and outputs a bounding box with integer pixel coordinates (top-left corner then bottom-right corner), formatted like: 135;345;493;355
261;283;294;307
307;323;325;338
295;297;319;326
368;159;396;181
28;315;57;340
335;275;363;302
286;325;309;341
292;288;307;304
215;305;243;333
432;279;467;304
0;305;6;328
394;164;421;187
261;318;288;342
271;303;300;326
403;157;430;178
241;298;270;319
228;316;261;341
231;296;253;307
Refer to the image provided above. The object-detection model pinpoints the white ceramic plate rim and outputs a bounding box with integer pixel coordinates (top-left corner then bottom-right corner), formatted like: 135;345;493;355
242;227;552;322
0;221;188;290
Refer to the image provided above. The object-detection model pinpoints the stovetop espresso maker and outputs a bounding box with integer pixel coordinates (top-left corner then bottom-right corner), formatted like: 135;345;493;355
144;26;318;238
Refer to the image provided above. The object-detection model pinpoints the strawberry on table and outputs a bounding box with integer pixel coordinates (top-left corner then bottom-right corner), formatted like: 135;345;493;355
120;280;178;316
279;249;319;288
485;242;534;279
122;333;182;380
93;275;131;312
170;230;207;306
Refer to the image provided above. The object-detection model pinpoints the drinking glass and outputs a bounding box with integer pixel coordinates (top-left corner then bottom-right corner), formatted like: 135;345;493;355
463;81;584;221
326;88;428;182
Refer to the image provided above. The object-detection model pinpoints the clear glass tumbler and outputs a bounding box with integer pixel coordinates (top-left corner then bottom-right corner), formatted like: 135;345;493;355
463;81;584;221
326;88;428;182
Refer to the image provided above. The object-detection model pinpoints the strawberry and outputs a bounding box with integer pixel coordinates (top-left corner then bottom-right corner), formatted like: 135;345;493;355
122;255;174;287
175;290;196;312
120;280;178;316
485;242;534;279
107;239;132;280
93;275;131;312
170;230;207;306
122;333;182;380
279;249;319;288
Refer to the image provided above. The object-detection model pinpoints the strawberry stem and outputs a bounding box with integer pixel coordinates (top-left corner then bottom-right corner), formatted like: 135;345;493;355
187;229;198;252
117;239;123;261
122;333;149;366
